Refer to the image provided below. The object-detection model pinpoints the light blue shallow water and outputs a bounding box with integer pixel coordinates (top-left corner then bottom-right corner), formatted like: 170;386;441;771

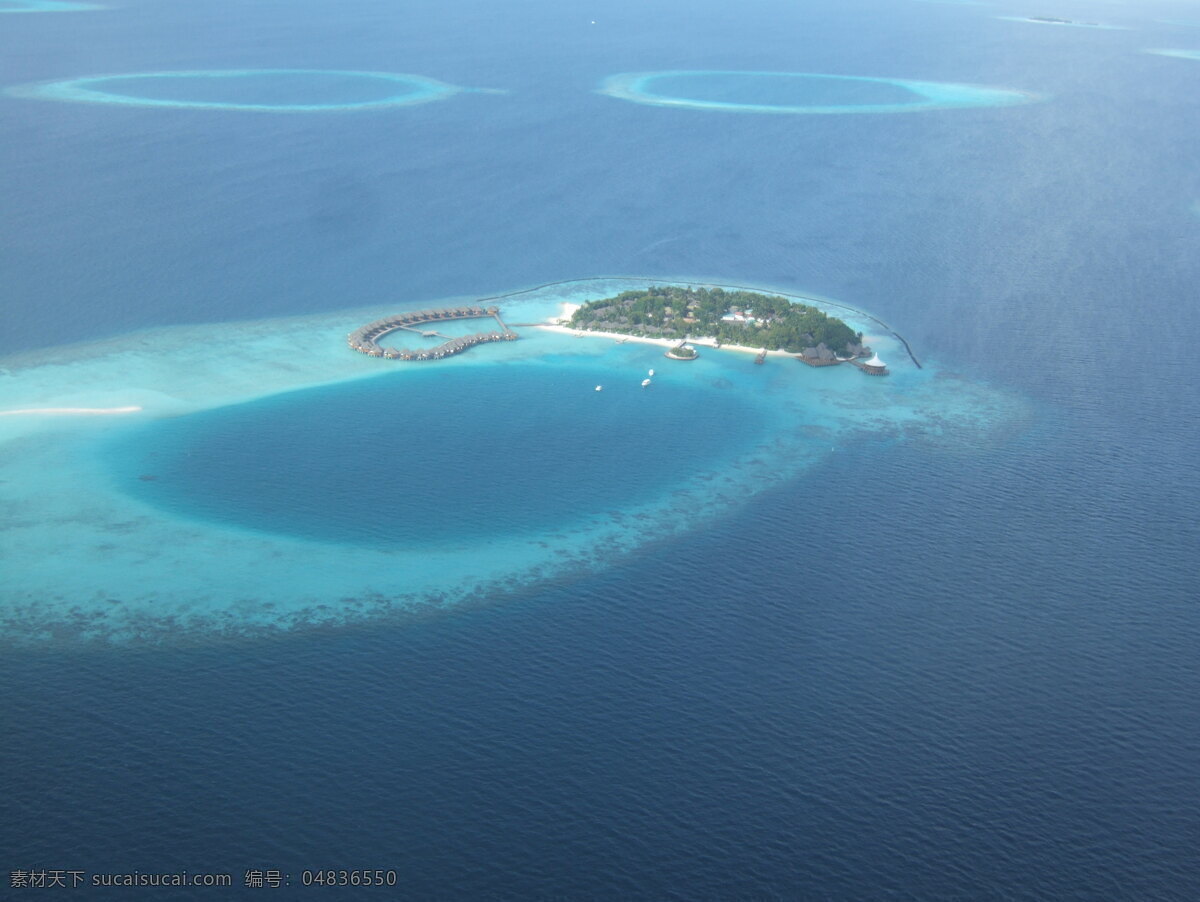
600;70;1035;114
3;276;990;643
0;0;100;11
628;72;925;106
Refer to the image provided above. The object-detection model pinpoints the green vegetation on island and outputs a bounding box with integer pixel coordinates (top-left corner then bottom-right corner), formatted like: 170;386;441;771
568;286;862;354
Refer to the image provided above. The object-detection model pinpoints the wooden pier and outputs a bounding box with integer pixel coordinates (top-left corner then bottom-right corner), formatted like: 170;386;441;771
848;356;889;375
347;305;518;361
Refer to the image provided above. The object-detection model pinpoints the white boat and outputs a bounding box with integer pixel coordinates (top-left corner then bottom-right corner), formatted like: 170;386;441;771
595;385;603;391
641;378;651;387
648;369;655;376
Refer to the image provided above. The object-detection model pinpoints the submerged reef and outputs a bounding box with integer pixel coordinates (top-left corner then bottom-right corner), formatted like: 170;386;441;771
0;278;1029;645
7;69;463;111
598;71;1036;114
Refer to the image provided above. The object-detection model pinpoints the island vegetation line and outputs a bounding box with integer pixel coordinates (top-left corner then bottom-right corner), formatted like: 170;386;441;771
473;276;922;369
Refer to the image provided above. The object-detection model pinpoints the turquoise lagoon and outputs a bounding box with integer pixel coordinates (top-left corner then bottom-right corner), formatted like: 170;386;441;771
598;71;1035;115
8;69;463;112
0;280;1025;644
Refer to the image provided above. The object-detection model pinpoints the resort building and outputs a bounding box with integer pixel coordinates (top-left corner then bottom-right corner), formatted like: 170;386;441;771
798;343;840;366
860;354;888;375
721;310;758;324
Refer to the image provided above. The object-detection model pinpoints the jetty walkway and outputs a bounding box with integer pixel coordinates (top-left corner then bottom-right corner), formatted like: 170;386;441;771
348;306;518;361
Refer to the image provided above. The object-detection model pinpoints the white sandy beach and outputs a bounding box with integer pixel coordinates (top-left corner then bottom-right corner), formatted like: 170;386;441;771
535;321;801;359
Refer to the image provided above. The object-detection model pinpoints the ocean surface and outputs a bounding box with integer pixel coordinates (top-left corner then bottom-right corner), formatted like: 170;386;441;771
2;0;1199;898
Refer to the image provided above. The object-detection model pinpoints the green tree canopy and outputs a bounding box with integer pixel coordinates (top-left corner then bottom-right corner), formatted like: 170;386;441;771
568;286;861;354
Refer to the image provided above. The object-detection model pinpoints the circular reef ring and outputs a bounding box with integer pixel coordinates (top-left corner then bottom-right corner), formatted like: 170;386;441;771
598;70;1036;114
8;69;462;111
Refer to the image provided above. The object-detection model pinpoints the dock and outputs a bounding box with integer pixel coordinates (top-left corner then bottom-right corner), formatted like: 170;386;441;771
347;305;518;361
847;357;889;375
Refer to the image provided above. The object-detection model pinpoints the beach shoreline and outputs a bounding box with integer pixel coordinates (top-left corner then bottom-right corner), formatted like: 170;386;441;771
534;322;799;359
553;301;582;322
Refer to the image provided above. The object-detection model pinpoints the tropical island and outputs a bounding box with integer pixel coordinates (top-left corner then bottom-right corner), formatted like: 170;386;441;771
665;343;697;360
567;286;865;356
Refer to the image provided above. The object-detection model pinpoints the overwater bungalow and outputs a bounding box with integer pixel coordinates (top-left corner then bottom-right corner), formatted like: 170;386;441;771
798;343;840;367
348;304;519;361
861;354;888;375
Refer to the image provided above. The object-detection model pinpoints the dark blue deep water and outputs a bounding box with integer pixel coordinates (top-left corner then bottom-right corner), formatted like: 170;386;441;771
3;0;1200;898
107;363;764;545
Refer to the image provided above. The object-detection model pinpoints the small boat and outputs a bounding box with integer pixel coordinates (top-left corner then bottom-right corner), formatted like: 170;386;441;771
595;385;603;391
648;369;655;376
641;378;651;387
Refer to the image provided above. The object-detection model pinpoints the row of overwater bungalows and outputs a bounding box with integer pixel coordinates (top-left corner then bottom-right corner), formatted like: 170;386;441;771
379;331;517;360
348;306;516;360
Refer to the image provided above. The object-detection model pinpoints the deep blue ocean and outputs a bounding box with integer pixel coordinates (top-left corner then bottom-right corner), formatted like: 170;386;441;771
3;0;1200;898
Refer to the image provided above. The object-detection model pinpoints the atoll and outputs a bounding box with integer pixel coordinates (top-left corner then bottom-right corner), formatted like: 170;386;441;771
598;70;1036;114
8;69;462;111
